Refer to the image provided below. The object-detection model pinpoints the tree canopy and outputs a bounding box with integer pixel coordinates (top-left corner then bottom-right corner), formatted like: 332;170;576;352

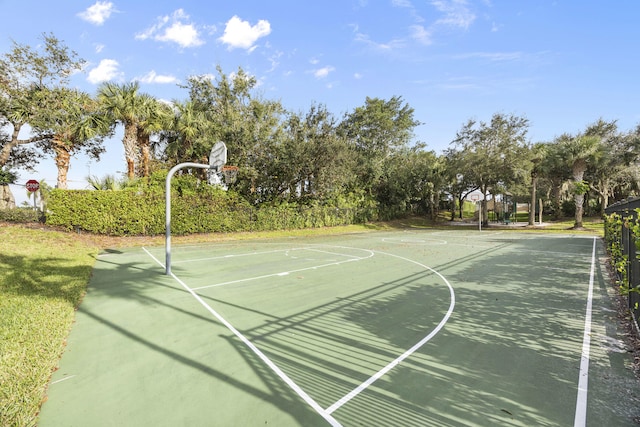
2;33;640;221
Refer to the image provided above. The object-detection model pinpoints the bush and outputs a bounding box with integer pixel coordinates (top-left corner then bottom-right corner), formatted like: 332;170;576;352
45;185;375;236
0;207;42;223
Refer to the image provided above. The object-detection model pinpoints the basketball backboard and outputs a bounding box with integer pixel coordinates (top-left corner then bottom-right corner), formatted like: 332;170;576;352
209;141;227;171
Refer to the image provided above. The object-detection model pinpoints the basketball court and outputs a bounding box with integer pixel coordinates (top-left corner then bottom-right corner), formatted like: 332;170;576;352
38;228;640;426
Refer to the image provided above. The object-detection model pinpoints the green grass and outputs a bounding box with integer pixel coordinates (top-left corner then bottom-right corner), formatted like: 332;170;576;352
0;225;98;427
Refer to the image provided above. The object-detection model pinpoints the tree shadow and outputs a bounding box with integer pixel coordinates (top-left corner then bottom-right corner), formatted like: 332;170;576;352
45;236;640;426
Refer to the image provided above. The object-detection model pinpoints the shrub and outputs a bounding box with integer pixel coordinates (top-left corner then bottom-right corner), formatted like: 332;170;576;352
0;207;42;223
45;173;379;236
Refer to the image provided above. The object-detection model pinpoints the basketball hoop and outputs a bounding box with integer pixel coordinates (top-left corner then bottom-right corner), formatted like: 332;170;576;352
221;165;238;184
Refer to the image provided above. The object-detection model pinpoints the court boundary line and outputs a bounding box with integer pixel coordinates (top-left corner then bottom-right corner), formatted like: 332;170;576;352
573;237;597;427
142;247;343;427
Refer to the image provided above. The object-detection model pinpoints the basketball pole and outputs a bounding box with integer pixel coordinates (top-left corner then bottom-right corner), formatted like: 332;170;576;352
165;162;212;275
165;142;227;276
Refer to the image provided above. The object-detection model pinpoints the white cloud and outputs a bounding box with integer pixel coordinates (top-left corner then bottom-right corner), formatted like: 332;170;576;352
136;71;178;84
219;16;271;50
136;9;204;48
78;2;116;26
430;0;476;29
354;73;363;79
87;59;122;84
267;51;283;72
313;66;335;79
354;32;405;51
95;44;105;53
410;25;432;45
157;21;202;47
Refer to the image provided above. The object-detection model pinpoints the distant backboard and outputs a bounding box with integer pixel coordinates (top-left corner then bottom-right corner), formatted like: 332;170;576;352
209;141;227;171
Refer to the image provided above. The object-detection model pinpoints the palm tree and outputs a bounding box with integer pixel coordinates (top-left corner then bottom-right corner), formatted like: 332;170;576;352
136;96;172;177
33;87;112;189
559;133;601;229
97;81;150;180
162;100;210;164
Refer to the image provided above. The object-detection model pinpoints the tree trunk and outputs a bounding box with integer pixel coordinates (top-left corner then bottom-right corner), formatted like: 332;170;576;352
598;181;610;217
450;198;456;221
572;160;587;229
0;185;16;209
538;198;543;224
137;127;151;178
481;185;489;227
0;124;24;167
528;174;537;226
53;139;71;189
574;193;584;228
123;123;138;180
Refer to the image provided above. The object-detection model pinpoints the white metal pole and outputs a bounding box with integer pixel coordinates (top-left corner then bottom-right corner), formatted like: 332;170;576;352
165;162;211;275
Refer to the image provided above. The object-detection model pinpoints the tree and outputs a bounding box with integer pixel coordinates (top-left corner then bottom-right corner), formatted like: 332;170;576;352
556;128;601;229
450;113;530;226
584;120;640;215
279;104;351;203
175;67;286;200
160;99;209;165
0;168;18;209
29;88;112;188
135;96;172;177
527;142;548;225
0;33;85;202
339;96;421;197
97;81;151;179
443;148;479;220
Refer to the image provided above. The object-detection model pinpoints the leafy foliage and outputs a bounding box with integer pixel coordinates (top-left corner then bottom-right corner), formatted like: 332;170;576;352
45;174;374;235
0;168;17;185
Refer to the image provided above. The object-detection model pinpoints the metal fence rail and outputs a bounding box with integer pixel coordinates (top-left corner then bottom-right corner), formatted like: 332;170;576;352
604;197;640;330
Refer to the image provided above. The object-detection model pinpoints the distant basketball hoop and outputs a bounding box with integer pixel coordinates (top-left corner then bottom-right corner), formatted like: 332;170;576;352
471;194;480;202
221;165;238;184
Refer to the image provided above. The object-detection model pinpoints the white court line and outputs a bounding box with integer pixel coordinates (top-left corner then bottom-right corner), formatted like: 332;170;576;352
573;237;597;427
304;247;368;259
50;375;76;385
142;247;343;427
191;249;374;291
382;237;448;245
172;248;301;264
325;250;455;415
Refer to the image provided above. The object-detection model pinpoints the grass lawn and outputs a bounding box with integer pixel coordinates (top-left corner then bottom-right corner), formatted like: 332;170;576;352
0;216;604;426
0;225;99;427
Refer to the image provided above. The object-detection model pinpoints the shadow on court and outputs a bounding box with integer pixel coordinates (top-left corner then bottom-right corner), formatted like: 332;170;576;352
38;233;640;426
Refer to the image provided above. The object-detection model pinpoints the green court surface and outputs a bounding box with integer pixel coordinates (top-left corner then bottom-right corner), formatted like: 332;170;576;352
38;229;640;426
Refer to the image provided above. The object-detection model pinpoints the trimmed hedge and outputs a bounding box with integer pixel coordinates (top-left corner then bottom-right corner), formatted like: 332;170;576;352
0;207;42;223
45;187;373;236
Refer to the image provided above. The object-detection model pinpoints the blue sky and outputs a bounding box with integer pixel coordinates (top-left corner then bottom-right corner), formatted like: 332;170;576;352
2;0;639;205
